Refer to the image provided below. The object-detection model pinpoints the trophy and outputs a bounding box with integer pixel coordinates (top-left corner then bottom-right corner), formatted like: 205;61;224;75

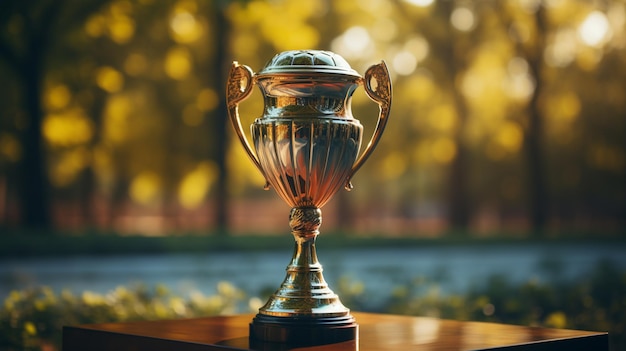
226;50;391;347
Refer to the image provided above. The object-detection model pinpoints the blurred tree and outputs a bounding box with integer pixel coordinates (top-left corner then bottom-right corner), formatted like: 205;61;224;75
392;0;474;232
0;0;109;229
499;1;550;235
211;0;233;234
1;0;623;235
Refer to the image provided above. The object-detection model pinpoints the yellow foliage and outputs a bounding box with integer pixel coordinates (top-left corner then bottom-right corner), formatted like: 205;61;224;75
182;104;204;127
104;94;132;143
108;15;135;44
413;140;432;165
544;311;567;329
130;171;163;205
542;91;581;123
164;46;192;80
232;32;260;58
84;14;106;38
495;122;523;153
82;291;106;306
43;109;94;147
428;104;457;132
110;0;132;17
96;66;125;93
431;137;456;164
50;147;91;187
92;145;115;186
178;161;218;209
169;2;203;44
227;138;267;195
403;74;437;106
196;88;218;112
23;321;37;336
380;152;407;181
45;84;72;110
234;0;321;52
262;21;319;52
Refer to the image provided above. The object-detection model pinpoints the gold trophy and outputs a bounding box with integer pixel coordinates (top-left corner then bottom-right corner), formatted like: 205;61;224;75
226;50;391;347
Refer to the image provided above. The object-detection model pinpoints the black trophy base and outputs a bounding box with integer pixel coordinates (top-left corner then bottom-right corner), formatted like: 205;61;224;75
249;313;358;349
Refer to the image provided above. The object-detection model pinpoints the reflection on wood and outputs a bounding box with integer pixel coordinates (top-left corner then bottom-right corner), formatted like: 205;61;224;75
63;312;608;351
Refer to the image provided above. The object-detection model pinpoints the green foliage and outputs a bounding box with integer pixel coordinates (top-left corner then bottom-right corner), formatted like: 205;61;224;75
1;260;624;351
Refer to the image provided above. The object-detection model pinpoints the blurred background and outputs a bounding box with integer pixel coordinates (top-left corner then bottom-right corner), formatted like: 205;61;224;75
1;0;624;236
0;0;625;350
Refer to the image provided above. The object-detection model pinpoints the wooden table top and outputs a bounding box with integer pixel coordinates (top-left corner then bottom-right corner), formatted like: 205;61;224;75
62;312;608;351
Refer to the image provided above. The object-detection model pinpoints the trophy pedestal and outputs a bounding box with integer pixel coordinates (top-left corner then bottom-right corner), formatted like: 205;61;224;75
249;207;358;347
249;314;357;347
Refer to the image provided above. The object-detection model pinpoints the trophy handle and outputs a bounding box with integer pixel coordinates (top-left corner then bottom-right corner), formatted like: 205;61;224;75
346;61;392;190
226;62;270;189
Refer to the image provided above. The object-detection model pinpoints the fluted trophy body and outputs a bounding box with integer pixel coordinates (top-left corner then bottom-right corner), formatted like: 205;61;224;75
226;50;391;347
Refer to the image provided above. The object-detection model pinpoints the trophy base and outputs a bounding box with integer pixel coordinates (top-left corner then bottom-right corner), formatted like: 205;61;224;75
249;314;358;348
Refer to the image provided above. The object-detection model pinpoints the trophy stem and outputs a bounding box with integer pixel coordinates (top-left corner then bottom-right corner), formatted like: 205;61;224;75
249;207;357;346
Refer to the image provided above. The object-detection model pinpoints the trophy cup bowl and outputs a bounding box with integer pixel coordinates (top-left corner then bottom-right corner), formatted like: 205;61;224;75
226;50;391;347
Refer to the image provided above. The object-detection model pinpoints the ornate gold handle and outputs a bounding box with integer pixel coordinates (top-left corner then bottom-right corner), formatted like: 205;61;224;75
346;61;392;190
226;62;270;189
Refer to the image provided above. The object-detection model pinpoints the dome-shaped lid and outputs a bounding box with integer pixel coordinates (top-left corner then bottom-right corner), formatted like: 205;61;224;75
257;50;361;78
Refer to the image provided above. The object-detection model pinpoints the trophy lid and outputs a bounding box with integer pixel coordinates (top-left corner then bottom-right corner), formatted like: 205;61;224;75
257;50;361;78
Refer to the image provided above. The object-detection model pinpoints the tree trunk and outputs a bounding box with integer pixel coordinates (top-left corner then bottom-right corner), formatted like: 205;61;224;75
525;6;550;235
18;38;50;229
212;7;231;234
440;1;470;234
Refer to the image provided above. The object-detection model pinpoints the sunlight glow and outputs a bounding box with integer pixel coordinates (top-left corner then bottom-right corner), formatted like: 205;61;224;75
578;11;611;47
331;26;373;60
170;11;203;43
503;57;535;102
393;51;418;76
403;0;434;7
404;36;429;62
451;6;476;32
372;18;398;42
544;28;577;67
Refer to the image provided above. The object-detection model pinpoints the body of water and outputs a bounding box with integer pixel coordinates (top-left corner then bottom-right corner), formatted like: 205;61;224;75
1;241;625;305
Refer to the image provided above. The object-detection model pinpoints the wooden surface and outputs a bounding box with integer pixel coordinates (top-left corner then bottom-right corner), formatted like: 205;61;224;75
62;312;608;351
